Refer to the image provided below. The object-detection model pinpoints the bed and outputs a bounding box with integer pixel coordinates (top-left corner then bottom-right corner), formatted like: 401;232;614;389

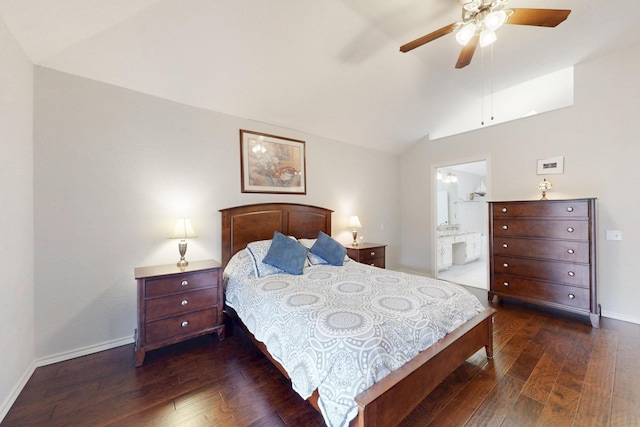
220;203;495;427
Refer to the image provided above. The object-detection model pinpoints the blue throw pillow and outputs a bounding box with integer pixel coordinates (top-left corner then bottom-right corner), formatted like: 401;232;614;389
310;231;347;266
262;231;309;275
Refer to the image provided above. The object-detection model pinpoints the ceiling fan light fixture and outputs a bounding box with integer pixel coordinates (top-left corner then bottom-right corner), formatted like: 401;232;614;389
456;22;477;45
479;29;497;47
484;10;507;31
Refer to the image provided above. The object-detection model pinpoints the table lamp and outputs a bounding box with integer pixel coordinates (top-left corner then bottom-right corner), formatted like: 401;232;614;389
169;218;197;267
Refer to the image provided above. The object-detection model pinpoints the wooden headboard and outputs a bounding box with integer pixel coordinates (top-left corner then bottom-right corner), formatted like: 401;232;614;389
219;203;333;266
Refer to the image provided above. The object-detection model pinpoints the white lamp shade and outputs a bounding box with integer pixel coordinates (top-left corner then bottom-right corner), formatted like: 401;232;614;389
479;30;497;47
484;10;507;31
456;22;477;46
348;216;362;229
169;218;197;239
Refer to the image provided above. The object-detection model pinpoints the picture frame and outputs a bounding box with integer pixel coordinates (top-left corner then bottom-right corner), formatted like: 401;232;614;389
537;156;564;175
240;129;306;194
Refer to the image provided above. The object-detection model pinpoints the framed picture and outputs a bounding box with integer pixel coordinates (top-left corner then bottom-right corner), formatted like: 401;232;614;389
240;129;306;194
537;156;564;175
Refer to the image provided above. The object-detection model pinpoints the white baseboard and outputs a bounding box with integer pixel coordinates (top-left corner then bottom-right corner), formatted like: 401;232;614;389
1;335;134;424
35;335;134;367
0;361;36;424
600;309;640;325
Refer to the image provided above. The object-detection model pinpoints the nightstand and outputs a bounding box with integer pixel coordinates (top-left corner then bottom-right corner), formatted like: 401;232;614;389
134;259;224;366
346;243;386;268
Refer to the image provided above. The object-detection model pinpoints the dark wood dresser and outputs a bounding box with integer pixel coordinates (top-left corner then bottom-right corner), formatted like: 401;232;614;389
134;259;225;366
488;199;600;327
346;243;386;268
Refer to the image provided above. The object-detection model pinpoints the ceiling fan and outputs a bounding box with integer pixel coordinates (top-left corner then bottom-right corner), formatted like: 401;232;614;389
400;0;571;69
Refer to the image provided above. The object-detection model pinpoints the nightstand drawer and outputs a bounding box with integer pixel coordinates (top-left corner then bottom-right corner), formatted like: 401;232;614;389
145;270;218;298
346;243;386;268
146;288;218;321
358;247;385;264
145;308;218;343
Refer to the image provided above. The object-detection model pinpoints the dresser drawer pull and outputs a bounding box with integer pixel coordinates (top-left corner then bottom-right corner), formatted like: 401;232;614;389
568;271;575;277
567;227;574;233
568;293;575;299
502;225;508;230
501;207;508;213
370;251;376;256
503;263;509;268
503;282;509;287
181;280;189;286
566;206;574;212
181;299;188;306
502;243;508;248
567;249;575;254
181;321;189;328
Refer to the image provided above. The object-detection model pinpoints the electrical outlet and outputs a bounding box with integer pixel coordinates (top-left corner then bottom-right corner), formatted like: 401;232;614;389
606;230;622;240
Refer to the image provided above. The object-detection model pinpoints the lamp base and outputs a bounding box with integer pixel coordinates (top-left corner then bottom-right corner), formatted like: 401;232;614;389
352;230;358;246
177;240;189;268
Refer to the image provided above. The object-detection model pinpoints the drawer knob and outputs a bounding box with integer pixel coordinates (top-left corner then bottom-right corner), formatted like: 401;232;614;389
502;243;508;248
503;282;509;287
370;251;376;256
501;207;508;213
567;227;574;233
181;321;189;328
567;249;575;254
568;293;576;299
567;206;574;212
502;225;508;230
503;263;509;268
568;271;575;277
181;280;189;286
181;299;188;306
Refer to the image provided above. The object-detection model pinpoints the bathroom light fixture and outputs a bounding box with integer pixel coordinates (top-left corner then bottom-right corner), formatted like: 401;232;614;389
169;218;197;267
348;216;362;247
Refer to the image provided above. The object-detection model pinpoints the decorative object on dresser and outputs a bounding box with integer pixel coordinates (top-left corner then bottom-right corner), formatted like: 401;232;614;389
488;198;600;327
134;259;224;366
537;178;553;200
168;218;197;267
346;242;386;268
348;215;362;246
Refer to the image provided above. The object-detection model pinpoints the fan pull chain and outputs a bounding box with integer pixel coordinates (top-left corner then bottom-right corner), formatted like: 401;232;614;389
490;44;495;122
481;46;485;125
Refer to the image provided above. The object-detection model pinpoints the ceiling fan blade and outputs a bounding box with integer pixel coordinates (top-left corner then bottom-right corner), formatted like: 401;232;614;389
507;8;571;27
400;22;458;53
455;34;479;69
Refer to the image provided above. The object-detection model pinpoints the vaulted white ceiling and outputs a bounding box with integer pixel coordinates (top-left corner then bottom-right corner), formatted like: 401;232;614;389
2;0;639;153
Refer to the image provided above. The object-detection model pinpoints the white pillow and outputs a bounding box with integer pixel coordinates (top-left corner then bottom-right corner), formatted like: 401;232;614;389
246;239;283;278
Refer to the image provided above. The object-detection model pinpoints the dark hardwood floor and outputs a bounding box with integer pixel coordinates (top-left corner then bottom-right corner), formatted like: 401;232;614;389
3;299;639;426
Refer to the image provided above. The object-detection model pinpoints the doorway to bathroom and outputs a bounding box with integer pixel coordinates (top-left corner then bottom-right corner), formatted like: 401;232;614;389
435;159;488;289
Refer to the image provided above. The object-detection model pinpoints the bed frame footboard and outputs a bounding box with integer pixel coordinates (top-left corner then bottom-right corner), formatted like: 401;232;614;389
353;307;495;427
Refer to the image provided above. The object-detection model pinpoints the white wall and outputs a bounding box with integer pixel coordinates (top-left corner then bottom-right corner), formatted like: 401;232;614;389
33;67;400;361
400;42;640;324
0;18;34;420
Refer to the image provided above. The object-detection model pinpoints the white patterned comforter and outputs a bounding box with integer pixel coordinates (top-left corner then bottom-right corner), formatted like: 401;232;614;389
223;250;485;427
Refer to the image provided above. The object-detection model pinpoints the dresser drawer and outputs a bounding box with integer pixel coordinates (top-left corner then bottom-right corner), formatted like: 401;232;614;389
146;288;218;321
493;274;590;310
494;256;590;287
492;200;590;218
145;308;218;344
493;237;590;263
492;219;589;240
145;270;218;298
